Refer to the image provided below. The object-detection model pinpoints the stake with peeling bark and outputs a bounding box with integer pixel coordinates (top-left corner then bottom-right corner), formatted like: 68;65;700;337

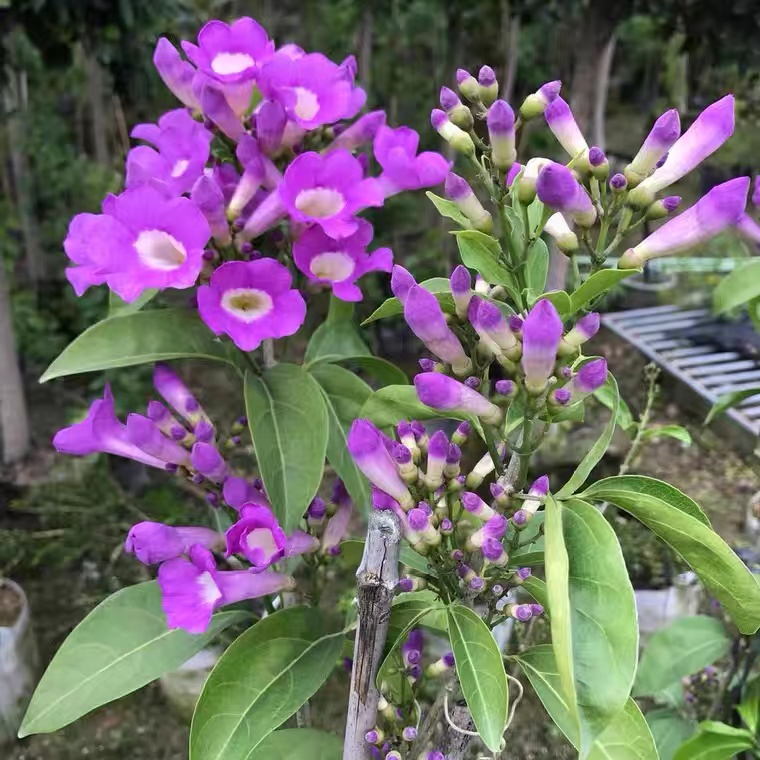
343;509;401;760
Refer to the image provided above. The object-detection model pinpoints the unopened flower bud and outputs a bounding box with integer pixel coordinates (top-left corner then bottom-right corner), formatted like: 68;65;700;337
482;536;509;566
465;444;505;488
403;726;418;742
646;195;681;220
444;443;462;479
440;85;474;130
445;172;493;232
426;650;456;677
507;603;534;621
424;430;449;489
365;728;384;745
530;604;545;617
588;146;609;179
488;100;517;171
558;312;600;355
462;491;496;520
451;420;471;446
440;517;454;535
456;68;481;102
418;357;444;373
518;157;551;204
544;212;579;253
450;265;473;320
610;173;627;193
495;379;517;399
478;66;499;106
519;80;562;120
397;420;421;463
431;109;475;156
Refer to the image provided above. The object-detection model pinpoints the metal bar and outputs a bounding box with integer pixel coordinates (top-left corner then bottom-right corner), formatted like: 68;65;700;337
628;318;710;335
672;351;740;367
612;309;708;328
701;370;760;386
689;360;757;375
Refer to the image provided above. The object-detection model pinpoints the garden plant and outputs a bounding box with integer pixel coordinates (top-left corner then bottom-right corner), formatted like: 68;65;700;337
16;13;760;760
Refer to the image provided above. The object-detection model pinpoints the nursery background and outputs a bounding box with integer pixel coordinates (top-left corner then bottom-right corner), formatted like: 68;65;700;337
2;0;760;759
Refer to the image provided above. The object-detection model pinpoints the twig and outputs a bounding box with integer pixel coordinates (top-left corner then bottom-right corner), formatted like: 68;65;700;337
343;510;401;760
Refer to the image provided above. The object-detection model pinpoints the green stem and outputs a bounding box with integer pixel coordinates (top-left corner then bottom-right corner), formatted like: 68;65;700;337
517;416;535;488
483;425;503;472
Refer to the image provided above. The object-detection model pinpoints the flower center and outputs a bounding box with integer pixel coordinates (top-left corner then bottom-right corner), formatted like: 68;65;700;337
221;288;274;323
134;230;187;270
245;528;279;562
294;188;345;218
291;87;320;121
309;251;355;282
197;571;223;606
211;52;255;76
171;159;190;178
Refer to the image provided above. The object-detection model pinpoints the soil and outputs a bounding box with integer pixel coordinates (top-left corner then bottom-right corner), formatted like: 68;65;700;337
0;581;23;626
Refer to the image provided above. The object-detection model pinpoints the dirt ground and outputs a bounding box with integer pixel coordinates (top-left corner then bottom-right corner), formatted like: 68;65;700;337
3;329;759;759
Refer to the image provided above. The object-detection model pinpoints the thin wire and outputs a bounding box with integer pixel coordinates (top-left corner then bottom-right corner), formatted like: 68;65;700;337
505;674;524;731
443;694;480;737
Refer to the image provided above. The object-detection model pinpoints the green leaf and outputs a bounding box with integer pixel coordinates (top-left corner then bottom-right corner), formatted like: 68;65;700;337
569;269;640;314
594;376;635;432
361;278;453;325
673;722;756;760
526;238;550;293
641;424;692;445
541;290;573;318
359;384;484;438
738;676;760;734
190;606;344;760
245;365;328;532
305;299;370;364
337;356;409;387
454;229;522;303
248;729;342;760
517;646;659;759
713;259;760;313
447;603;509;752
705;387;760;424
646;709;697;760
547;497;639;755
634;616;730;698
580;476;760;634
521;576;549;614
41;309;237;382
20;582;246;737
310;364;372;511
108;288;158;317
555;373;619;499
509;536;545;568
426;191;472;227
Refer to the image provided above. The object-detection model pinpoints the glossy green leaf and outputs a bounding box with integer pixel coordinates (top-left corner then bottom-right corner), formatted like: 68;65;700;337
20;582;247;737
526;238;550;293
310;364;372;511
555;373;619;499
705;387;760;424
646;709;697;760
713;259;760;313
447;603;509;752
426;191;472;227
737;676;760;734
359;384;484;438
190;606;344;760
41;309;237;382
305;299;370;364
673;722;756;760
641;424;692;446
541;290;573;317
517;646;659;759
509;535;545;568
337;356;409;386
594;376;635;432
546;497;639;755
248;729;342;760
580;476;760;634
521;576;549;614
361;278;453;324
634;616;730;698
569;269;639;313
245;365;328;532
108;288;158;317
454;229;522;303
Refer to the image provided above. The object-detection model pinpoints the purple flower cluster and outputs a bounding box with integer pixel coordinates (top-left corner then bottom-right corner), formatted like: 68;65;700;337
63;15;449;352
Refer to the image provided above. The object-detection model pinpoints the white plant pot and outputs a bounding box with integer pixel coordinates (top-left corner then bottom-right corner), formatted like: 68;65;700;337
0;579;37;745
159;646;221;721
635;571;702;639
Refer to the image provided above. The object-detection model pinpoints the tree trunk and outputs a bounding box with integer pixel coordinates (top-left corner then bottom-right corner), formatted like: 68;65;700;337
0;257;30;464
593;34;617;149
500;0;520;103
358;3;373;99
84;46;110;166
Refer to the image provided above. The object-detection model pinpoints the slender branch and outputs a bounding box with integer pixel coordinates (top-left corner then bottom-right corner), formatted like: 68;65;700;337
343;510;402;760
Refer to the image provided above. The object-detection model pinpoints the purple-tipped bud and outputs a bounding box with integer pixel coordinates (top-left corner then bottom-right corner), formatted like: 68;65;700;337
415;373;503;425
610;173;628;192
558;312;600;355
490;482;509;508
495;379;515;397
487;100;517;170
517;567;532;580
621;177;750;268
451;549;465;562
308;497;327;520
452;420;471;446
646;195;682;220
456;68;480;102
530;476;550;496
418;358;438;372
190;442;228;483
508;315;524;332
465;377;480;389
365;730;381;745
625;109;681;185
536;162;596;226
425;429;449;488
544;96;589;163
512;509;528;526
469;514;508;549
470;576;486;591
482;537;508;565
589;146;606;166
520;80;562;119
450;264;472;318
440;517;453;534
462;491;496;520
403;726;418;742
531;604;545;616
440;86;460;111
478;66;498;106
478;65;496;86
663;196;681;212
391;264;417;305
431;109;475;155
398;577;415;593
521;299;564;393
553;388;571;405
445;173;492;232
469;296;519;355
446;443;461;465
393;443;413;465
512;604;533;622
493;584;504;596
561;358;607;403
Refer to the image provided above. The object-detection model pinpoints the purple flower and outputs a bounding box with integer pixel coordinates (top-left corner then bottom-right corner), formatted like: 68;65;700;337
487;100;516;171
348;420;413;509
182;17;274;85
278;150;383;239
544;96;589;164
737;213;760;246
390;264;417;305
255;99;288;155
223;476;269;510
124;413;192;467
197;259;306;351
536;162;596;226
54;386;170;469
625;109;680;185
620;177;750;268
226;135;268;217
322;481;354;552
258;51;365;129
558;312;600;355
239;188;287;240
330;110;386;152
190;442;228;483
450;265;472;319
629;96;735;206
521;299;563;393
506;162;523;186
153;363;211;428
374;126;450;197
414;373;503;425
445;173;492;232
468;296;519;357
461;491;496;520
191;175;231;246
153;38;200;110
469;514;508;548
482;537;508;566
127;109;212;196
404;285;472;375
402;629;423;667
225;504;289;569
558;358;607;404
293;219;392;302
125;522;222;564
192;74;246;139
753;177;760;207
158;544;294;633
610;173;627;191
544;212;578;253
519;80;561;119
64;186;210;301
